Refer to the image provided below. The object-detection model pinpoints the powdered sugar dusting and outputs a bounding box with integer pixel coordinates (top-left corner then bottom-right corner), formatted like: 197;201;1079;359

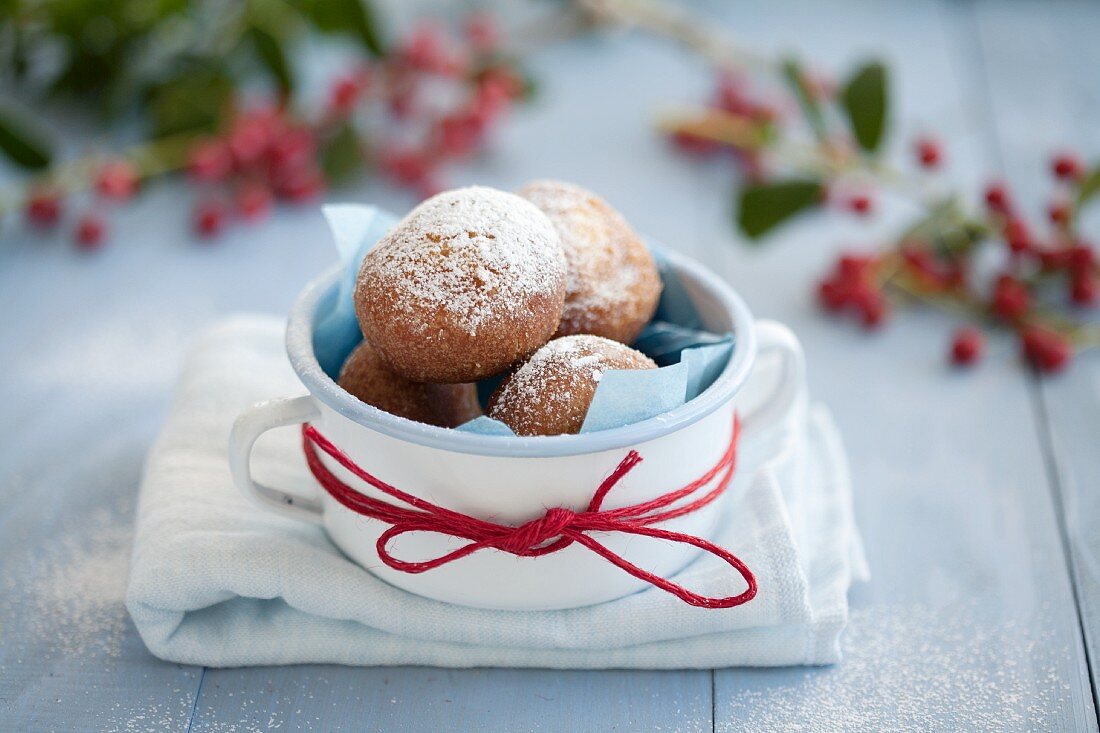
0;506;130;661
361;186;565;336
489;335;655;433
519;179;650;322
718;603;1074;731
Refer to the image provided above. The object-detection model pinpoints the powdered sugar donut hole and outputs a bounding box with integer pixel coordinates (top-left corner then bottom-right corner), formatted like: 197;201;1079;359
519;180;662;345
338;340;483;427
487;335;657;436
355;186;567;383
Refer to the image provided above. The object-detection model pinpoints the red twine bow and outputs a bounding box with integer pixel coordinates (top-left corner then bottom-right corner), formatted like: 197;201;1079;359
301;415;756;609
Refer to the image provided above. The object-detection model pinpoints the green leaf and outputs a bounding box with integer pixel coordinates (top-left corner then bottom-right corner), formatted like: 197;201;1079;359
736;179;824;239
148;69;233;137
249;25;295;94
900;196;989;255
303;0;385;56
782;58;826;142
320;123;363;184
1076;165;1100;210
0;104;52;170
841;61;889;153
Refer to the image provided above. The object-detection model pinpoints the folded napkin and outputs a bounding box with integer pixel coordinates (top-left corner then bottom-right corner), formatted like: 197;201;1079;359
127;316;868;669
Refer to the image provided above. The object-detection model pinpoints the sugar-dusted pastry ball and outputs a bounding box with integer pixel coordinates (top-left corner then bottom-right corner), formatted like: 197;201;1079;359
355;186;567;383
487;335;657;436
338;340;483;428
518;180;662;345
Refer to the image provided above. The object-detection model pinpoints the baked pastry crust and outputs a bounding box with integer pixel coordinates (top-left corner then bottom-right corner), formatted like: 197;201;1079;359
356;186;567;383
519;179;661;345
488;335;657;436
338;340;483;427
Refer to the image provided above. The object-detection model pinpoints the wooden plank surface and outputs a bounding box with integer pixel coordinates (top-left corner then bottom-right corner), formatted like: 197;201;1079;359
691;1;1096;729
0;1;1097;731
191;667;710;733
971;0;1100;704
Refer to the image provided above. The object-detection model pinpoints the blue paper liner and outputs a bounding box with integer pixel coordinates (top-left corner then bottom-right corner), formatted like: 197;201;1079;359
314;205;734;436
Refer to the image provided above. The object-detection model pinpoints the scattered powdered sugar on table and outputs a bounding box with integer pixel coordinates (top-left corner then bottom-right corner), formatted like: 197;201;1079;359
716;602;1075;732
362;186;565;336
103;698;201;733
1;505;131;661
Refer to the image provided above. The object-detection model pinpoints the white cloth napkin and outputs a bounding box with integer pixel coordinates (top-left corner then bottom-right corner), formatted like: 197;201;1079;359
127;315;868;669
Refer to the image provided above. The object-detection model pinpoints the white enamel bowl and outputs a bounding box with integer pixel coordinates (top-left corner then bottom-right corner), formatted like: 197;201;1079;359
229;246;804;610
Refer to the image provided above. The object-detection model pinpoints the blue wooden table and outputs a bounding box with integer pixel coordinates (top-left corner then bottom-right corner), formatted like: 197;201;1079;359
2;1;1098;730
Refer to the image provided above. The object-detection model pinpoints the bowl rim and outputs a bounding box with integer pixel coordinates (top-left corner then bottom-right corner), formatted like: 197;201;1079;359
285;245;757;458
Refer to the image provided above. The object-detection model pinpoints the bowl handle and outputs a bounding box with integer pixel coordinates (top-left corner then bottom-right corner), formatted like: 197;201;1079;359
228;395;325;525
737;319;806;467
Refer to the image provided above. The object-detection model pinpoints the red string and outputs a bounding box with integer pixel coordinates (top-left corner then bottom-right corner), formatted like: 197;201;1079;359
300;415;756;609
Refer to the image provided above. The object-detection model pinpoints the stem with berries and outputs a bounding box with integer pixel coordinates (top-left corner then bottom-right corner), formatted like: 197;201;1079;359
6;12;531;250
582;0;1098;373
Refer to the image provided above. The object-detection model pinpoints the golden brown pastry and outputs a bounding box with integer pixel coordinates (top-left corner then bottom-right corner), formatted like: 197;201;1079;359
487;335;656;436
338;340;482;427
519;180;661;345
355;186;567;383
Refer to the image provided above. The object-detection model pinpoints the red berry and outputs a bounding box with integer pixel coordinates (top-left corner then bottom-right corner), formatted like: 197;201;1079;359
915;137;942;169
474;72;515;122
274;166;325;204
188;139;233;182
984;183;1011;213
401;23;449;72
715;74;748;113
193;199;228;239
1052;153;1084;182
1004;218;1031;254
817;279;848;312
1048;200;1073;227
1071;273;1097;306
848;194;873;216
944;263;966;289
380;148;435;186
713;73;779;122
992;275;1031;321
328;75;365;115
95;159;140;201
853;286;888;328
236;183;273;221
1067;244;1096;273
268;128;317;177
1037;246;1069;270
437;111;485;158
74;214;106;250
25;188;63;227
1021;326;1073;373
901;245;934;271
901;246;954;291
464;12;499;52
950;327;984;366
228;117;272;168
838;254;875;280
388;89;415;119
670;130;719;156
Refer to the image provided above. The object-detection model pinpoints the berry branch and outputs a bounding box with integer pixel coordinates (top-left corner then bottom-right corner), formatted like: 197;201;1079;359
580;0;1099;373
2;7;531;248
